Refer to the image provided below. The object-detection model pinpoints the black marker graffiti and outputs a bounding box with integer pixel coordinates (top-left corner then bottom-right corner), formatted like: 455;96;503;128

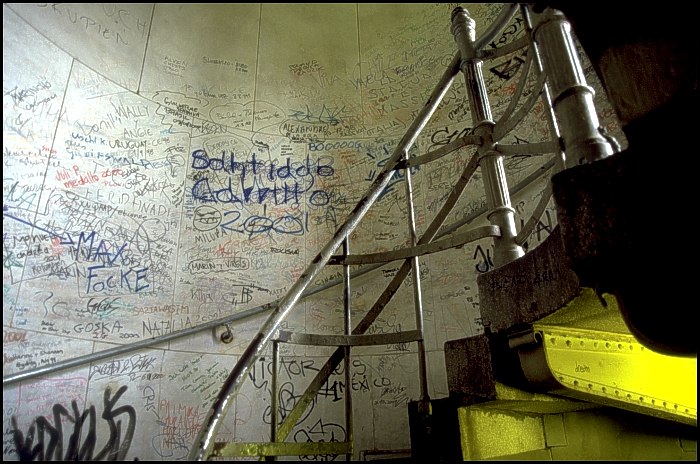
473;244;495;273
294;418;346;461
11;385;136;461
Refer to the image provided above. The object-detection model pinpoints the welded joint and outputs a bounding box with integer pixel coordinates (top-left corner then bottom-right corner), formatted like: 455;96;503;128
476;150;502;166
486;205;518;223
472;122;496;149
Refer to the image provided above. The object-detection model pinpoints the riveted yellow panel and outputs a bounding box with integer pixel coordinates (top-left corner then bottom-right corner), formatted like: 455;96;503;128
534;288;697;426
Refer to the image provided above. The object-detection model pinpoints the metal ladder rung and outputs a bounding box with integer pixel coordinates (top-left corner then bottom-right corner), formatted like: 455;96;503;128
211;440;352;458
328;225;500;265
276;329;422;347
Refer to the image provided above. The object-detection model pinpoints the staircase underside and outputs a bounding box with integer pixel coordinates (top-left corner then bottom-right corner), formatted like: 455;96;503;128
410;225;697;461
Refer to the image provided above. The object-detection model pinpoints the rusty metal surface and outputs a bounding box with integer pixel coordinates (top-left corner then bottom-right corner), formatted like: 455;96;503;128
444;335;498;404
477;226;580;333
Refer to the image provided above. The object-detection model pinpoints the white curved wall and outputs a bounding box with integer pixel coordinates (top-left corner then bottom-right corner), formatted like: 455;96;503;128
2;3;624;460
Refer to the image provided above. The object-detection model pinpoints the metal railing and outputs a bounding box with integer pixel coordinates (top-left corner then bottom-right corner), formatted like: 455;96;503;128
189;4;529;460
189;3;585;460
1;156;553;387
4;4;618;461
1;4;521;390
189;45;467;462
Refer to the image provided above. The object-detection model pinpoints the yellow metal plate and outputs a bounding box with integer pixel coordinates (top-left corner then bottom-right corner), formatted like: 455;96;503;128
534;288;697;426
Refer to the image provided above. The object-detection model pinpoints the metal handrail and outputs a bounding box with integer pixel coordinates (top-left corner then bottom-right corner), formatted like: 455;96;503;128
8;5;586;461
201;3;605;459
251;5;563;455
2;4;522;392
1;153;552;388
229;14;554;445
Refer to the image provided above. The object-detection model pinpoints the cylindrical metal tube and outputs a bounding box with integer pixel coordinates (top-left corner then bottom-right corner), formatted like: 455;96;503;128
270;340;279;446
521;4;566;172
403;150;430;402
342;238;353;461
343;238;352;338
531;7;613;167
2;303;274;386
452;7;524;267
474;3;519;52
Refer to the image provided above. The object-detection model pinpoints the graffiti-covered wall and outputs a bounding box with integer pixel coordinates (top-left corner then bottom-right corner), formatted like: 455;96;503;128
3;3;625;460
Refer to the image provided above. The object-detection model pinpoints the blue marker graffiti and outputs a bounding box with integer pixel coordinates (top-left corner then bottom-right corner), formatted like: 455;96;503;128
190;150;334;208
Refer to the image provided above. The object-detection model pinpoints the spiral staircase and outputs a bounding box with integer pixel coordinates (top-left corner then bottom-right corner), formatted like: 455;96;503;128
3;3;695;461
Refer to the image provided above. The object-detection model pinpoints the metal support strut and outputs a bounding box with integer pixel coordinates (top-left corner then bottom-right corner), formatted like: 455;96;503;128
342;237;353;461
403;149;430;404
530;7;614;167
451;7;524;268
